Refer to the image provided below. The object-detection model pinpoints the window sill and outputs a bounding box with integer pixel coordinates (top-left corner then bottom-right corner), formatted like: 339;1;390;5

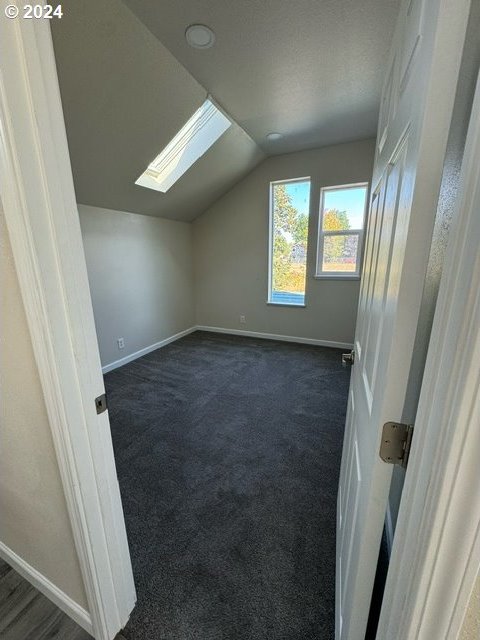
266;301;306;308
313;274;360;281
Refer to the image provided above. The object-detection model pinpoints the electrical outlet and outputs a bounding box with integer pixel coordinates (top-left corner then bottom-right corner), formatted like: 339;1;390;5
117;337;125;350
240;315;246;324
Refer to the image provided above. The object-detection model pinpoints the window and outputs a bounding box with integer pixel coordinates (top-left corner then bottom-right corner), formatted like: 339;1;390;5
268;178;311;306
316;183;368;278
135;98;231;193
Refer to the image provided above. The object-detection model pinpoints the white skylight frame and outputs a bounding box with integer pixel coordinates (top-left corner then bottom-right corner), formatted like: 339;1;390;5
135;98;231;193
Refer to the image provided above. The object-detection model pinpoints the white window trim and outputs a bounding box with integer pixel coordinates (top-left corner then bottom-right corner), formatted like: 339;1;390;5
267;176;311;306
315;182;369;279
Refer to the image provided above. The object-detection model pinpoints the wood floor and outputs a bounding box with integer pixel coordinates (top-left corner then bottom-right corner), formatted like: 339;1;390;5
0;558;92;640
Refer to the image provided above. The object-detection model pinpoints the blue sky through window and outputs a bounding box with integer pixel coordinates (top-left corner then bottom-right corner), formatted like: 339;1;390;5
285;181;310;216
323;187;367;229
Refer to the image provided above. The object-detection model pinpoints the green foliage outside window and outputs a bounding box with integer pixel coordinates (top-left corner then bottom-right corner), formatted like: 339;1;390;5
272;183;359;294
272;184;309;293
322;209;353;268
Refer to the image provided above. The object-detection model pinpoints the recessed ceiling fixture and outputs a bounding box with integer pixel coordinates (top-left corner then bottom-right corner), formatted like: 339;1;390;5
135;98;231;193
266;132;283;141
185;24;216;49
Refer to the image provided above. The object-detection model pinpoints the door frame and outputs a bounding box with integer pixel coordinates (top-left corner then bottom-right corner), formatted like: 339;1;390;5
1;9;479;640
0;16;135;640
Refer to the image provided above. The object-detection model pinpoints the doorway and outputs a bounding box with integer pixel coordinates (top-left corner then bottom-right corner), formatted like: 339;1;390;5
1;1;478;637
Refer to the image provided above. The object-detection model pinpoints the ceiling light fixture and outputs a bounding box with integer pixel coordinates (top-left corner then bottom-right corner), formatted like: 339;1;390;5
266;132;283;141
185;24;216;49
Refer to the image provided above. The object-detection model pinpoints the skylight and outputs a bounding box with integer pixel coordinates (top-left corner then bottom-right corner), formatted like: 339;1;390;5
135;99;231;193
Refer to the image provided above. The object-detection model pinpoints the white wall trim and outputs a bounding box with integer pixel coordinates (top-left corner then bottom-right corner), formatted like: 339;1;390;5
102;325;352;375
196;325;353;350
0;542;93;635
102;327;197;373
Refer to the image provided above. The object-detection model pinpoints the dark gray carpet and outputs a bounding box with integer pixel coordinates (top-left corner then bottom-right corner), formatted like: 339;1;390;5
105;331;349;640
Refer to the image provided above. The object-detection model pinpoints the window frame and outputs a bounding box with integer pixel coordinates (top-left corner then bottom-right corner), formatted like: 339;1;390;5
315;182;369;280
267;176;311;307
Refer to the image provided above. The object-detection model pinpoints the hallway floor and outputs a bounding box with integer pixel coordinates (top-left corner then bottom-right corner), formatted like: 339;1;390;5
105;331;349;640
0;559;91;640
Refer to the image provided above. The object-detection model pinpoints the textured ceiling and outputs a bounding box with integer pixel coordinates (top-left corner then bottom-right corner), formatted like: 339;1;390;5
51;0;264;221
52;0;400;221
123;0;401;155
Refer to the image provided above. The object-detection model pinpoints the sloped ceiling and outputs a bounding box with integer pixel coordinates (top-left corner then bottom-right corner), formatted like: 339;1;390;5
52;0;400;222
123;0;400;155
51;0;264;222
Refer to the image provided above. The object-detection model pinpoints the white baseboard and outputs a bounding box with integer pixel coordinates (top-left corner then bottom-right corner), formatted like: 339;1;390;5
0;541;93;634
102;326;197;373
195;325;354;350
102;325;353;374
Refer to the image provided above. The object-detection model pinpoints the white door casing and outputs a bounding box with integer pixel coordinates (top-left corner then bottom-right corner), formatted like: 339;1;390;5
336;0;471;638
0;16;135;640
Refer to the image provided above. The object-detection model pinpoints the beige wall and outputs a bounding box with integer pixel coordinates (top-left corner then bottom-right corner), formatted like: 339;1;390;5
193;139;375;344
0;211;87;609
79;205;195;368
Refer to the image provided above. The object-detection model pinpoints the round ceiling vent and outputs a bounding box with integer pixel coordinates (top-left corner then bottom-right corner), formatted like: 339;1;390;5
185;24;216;49
266;132;283;141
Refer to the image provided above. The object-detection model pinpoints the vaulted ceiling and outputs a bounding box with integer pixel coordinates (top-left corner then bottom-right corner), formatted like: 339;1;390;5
124;0;401;155
51;0;400;222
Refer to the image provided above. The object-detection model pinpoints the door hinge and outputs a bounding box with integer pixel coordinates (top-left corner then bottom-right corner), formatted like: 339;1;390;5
95;393;108;415
379;422;414;468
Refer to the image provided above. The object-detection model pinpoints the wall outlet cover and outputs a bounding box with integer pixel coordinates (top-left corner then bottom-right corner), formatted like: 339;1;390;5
240;315;246;324
117;338;125;349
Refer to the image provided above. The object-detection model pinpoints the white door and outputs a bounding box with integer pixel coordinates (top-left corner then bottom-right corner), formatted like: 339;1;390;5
336;0;471;638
